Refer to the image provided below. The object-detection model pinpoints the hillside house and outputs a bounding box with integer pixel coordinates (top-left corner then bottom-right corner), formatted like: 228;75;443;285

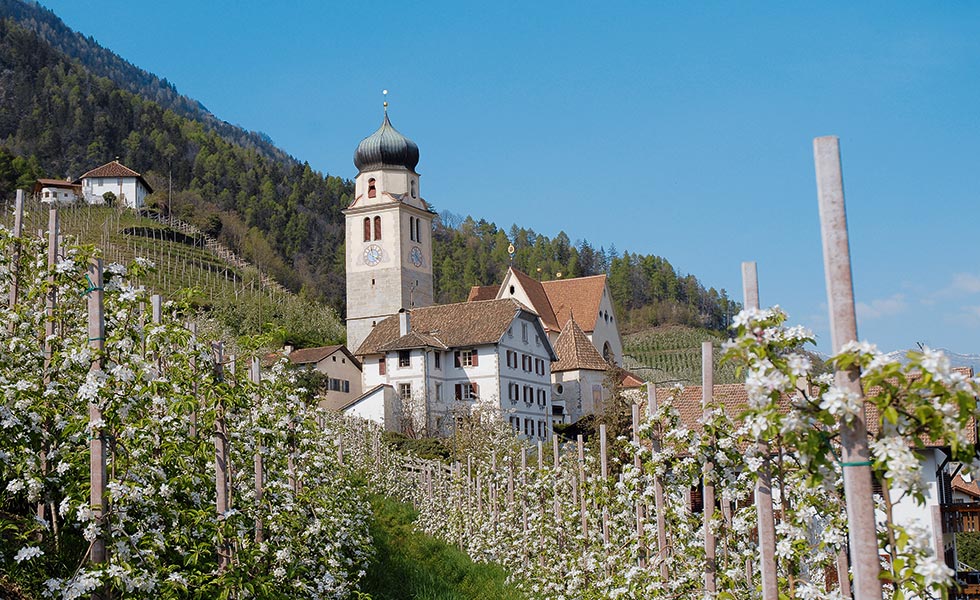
76;160;152;208
346;298;558;440
34;178;81;203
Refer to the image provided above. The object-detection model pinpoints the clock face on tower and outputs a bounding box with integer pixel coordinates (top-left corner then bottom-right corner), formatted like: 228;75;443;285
363;244;382;266
410;246;423;267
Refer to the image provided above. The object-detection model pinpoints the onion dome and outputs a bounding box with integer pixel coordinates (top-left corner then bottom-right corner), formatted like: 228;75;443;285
353;113;420;173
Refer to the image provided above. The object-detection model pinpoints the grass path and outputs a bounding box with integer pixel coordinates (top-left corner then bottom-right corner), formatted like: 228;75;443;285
356;496;526;600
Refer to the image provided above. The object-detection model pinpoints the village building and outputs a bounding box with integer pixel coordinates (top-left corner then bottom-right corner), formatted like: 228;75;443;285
284;345;363;411
346;299;557;439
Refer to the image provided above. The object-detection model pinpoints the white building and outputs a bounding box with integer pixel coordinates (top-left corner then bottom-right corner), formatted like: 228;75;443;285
347;299;558;440
34;179;81;203
76;160;152;208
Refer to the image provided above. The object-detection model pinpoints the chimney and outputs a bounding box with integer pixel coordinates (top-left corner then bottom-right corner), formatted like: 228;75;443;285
399;309;411;336
283;344;294;355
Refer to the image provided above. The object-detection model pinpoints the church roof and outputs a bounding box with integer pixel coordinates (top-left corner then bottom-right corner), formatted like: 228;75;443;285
354;113;420;173
354;298;553;358
552;319;611;373
541;274;608;332
467;268;611;333
76;160;154;192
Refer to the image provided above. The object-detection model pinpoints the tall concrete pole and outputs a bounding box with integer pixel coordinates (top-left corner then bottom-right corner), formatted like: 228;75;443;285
814;135;881;600
87;260;107;600
702;342;716;594
742;261;778;600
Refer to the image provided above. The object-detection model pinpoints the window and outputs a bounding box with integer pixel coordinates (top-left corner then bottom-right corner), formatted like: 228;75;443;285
378;357;386;375
508;382;519;401
399;383;412;401
435;383;442;402
524;419;532;436
522;323;528;342
455;349;477;367
555;384;564;395
416;218;421;243
505;350;517;369
411;179;417;198
507;327;513;338
510;416;520;432
363;217;371;242
535;335;541;346
398;350;411;367
522;354;531;372
409;216;415;242
538;389;546;406
434;352;441;369
328;378;351;393
509;285;515;295
537;420;546;438
455;382;479;400
374;216;382;240
523;385;532;404
368;178;377;198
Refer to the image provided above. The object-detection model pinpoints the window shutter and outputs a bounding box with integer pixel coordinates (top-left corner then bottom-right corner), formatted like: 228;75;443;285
454;351;461;368
455;384;462;400
471;350;479;366
379;357;386;375
472;383;479;398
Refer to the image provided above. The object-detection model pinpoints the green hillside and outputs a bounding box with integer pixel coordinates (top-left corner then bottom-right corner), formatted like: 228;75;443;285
623;325;739;386
2;199;344;348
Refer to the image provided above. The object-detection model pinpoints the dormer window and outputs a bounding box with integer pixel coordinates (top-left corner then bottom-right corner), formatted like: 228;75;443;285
368;178;377;198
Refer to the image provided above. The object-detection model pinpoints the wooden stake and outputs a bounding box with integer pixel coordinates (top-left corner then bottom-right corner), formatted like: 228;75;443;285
743;261;779;600
702;342;716;594
87;260;107;581
814;136;881;600
647;384;668;579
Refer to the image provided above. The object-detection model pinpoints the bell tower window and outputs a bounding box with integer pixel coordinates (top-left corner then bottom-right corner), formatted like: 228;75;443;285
416;218;422;244
368;178;377;198
363;217;371;242
411;179;417;198
374;216;382;240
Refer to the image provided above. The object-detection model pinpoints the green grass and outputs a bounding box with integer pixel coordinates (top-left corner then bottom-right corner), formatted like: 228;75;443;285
356;496;527;600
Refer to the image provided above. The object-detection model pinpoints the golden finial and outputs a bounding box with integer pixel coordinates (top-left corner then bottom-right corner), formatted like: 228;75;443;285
383;89;388;112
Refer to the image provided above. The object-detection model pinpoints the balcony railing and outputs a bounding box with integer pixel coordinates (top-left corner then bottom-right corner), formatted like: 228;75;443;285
943;503;980;534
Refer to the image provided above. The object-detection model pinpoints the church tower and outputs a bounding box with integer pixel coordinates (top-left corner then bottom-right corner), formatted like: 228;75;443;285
345;108;435;352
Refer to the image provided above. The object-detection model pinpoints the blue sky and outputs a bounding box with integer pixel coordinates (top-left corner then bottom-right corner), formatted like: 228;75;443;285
40;1;980;354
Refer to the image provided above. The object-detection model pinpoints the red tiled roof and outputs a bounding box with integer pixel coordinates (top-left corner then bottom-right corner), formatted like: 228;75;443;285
467;285;499;302
618;369;645;389
355;298;550;357
541;274;608;333
35;178;80;190
552;319;610;373
76;160;153;193
509;268;560;331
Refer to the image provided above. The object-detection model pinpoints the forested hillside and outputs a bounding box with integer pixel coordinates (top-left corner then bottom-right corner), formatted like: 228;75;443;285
0;1;735;332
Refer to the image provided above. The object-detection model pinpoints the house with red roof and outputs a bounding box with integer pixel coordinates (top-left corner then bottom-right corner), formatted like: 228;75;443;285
75;160;153;208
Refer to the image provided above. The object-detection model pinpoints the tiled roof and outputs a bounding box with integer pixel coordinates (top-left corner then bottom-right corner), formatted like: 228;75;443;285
378;331;448;352
338;384;390;412
618;368;645;389
659;366;977;447
35;178;80;189
541;274;608;332
76;160;154;193
953;473;980;499
354;298;534;356
287;344;342;364
467;269;611;333
467;285;499;302
552;319;610;373
509;268;560;331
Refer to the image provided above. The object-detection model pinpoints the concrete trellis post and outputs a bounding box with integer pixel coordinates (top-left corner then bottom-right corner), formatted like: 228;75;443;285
87;260;107;585
742;261;779;600
600;424;610;547
39;208;59;522
212;341;230;570
814;135;881;600
251;357;264;543
632;404;646;567
702;342;716;594
647;384;668;579
7;190;24;334
578;434;587;539
188;322;198;438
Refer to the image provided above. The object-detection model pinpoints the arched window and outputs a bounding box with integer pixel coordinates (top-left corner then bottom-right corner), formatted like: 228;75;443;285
603;342;613;363
368;178;377;198
374;216;382;240
415;218;421;243
363;217;371;242
409;217;415;242
411;179;417;198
